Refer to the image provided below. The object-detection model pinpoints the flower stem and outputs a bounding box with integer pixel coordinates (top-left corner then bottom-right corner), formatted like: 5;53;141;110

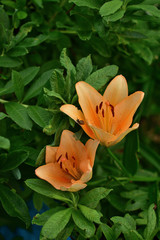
107;148;130;177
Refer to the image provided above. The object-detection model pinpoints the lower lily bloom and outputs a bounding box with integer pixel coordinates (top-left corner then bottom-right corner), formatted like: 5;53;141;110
60;75;144;147
35;130;99;192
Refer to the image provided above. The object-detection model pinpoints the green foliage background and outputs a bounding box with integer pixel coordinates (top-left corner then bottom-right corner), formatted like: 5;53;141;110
0;0;160;239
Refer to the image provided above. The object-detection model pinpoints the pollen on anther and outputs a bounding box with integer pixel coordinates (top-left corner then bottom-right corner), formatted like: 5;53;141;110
110;104;115;117
99;101;103;110
65;168;69;173
102;109;105;117
60;162;62;168
72;156;75;160
57;154;62;162
96;105;98;114
65;152;68;159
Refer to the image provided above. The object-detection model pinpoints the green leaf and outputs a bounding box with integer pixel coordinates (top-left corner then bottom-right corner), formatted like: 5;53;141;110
23;70;53;102
86;65;118;90
101;224;116;240
44;88;67;104
129;4;160;18
27;106;52;128
17;11;28;20
0;113;8;120
5;102;33;130
49;69;65;96
78;204;102;224
144;204;157;240
42;208;72;239
60;48;76;75
32;207;65;226
0;150;29;172
0;56;22;68
60;48;76;101
56;221;74;240
69;0;102;9
111;214;144;240
79;187;112;208
12;70;24;101
0;136;10;150
25;179;72;203
99;0;123;17
72;209;95;238
0;6;10;28
0;184;30;227
104;9;125;22
140;143;160;172
8;46;28;57
123;130;139;175
20;66;40;86
33;0;43;8
76;55;93;82
19;34;48;47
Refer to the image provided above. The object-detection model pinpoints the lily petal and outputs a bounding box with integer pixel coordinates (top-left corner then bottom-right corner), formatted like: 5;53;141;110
60;104;95;139
85;139;99;167
45;146;58;164
112;91;144;135
109;123;139;147
103;75;128;106
76;81;104;127
35;163;73;190
80;170;92;183
89;124;117;146
61;179;87;192
56;130;91;174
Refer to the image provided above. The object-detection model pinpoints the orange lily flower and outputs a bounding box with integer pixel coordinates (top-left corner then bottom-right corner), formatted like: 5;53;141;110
35;130;99;192
60;75;144;147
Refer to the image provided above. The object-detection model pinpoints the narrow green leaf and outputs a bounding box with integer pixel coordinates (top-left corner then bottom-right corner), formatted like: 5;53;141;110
144;204;157;240
49;69;65;96
72;209;95;238
33;0;43;8
0;56;22;68
44;88;67;104
129;4;160;18
20;66;40;86
79;187;112;208
8;46;28;57
78;204;102;224
100;0;123;17
25;179;72;203
23;69;53;102
5;102;33;130
76;55;93;82
123;130;139;175
0;184;30;227
101;224;116;240
42;208;72;239
56;221;74;240
0;136;10;150
0;113;8;120
32;207;65;226
140;143;160;172
19;34;48;47
104;9;125;22
27;106;52;128
69;0;102;9
0;150;29;172
12;70;24;101
86;65;118;90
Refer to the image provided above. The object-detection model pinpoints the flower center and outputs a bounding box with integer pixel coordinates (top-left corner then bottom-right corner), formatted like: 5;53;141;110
56;152;81;180
95;100;115;132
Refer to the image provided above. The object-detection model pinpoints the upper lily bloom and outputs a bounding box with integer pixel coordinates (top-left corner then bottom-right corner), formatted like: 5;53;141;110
35;130;99;192
60;75;144;147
